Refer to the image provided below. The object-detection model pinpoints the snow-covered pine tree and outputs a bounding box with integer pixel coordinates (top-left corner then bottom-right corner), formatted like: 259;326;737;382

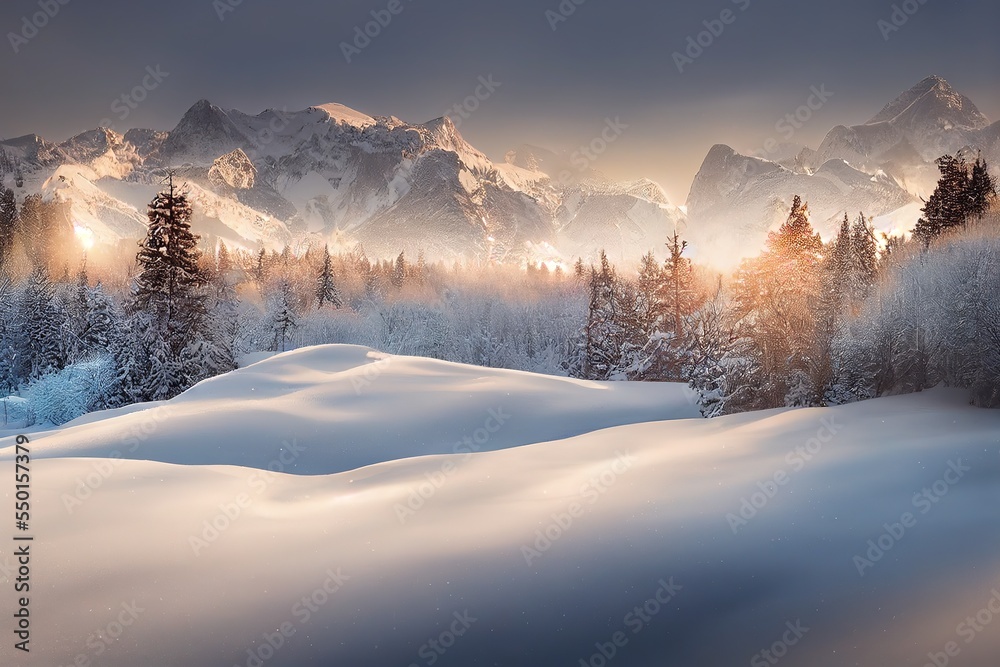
315;244;343;309
733;195;825;408
16;268;66;381
391;252;407;289
850;213;879;301
913;154;979;246
269;278;298;352
683;285;765;417
635;251;664;338
130;173;209;401
967;155;997;221
659;231;698;341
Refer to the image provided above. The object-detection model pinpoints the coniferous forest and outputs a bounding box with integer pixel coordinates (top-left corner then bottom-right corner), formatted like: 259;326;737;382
1;155;996;426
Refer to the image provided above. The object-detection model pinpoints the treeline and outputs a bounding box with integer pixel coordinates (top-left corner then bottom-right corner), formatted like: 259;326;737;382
0;154;996;425
566;154;998;415
0;177;587;425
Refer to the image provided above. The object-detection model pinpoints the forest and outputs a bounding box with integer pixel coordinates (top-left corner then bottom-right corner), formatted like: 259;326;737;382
0;154;996;426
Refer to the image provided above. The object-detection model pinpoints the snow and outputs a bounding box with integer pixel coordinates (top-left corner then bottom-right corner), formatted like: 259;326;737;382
1;346;999;665
311;103;377;129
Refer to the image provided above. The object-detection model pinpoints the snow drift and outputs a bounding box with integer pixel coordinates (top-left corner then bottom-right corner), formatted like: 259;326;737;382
0;346;999;666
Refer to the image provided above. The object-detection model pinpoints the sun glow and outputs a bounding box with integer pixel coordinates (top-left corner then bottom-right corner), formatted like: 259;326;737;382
74;224;95;250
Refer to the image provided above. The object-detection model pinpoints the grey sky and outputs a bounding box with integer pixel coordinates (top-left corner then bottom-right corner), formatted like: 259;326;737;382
1;0;997;202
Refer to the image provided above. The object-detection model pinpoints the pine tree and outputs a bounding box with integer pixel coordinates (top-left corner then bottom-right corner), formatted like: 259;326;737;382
269;278;298;352
635;251;664;338
659;231;698;340
850;213;879;300
315;244;343;309
733;195;825;407
967;155;997;220
913;154;984;246
16;268;65;381
391;252;407;289
130;174;208;400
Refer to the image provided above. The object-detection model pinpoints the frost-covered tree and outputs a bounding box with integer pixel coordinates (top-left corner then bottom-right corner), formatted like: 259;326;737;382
914;155;996;246
684;285;765;417
315;244;343;309
733;196;826;407
268;278;299;352
129;175;209;400
16;268;66;382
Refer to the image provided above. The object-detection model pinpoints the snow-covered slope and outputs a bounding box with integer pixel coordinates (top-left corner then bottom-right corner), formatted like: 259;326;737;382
17;345;700;473
684;144;915;265
2;100;683;262
812;75;994;195
1;346;999;666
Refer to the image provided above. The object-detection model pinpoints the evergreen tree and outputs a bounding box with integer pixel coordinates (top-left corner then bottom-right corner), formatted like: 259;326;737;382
733;195;825;408
315;244;343;309
912;154;993;246
16;268;65;381
659;231;698;340
967;155;997;220
391;252;407;289
130;174;208;400
635;251;664;338
269;278;298;352
850;213;879;300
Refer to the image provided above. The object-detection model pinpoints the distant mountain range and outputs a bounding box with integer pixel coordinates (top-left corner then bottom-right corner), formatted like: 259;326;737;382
1;75;996;266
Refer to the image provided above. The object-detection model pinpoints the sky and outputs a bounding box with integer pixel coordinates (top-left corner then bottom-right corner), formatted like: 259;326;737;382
0;0;997;203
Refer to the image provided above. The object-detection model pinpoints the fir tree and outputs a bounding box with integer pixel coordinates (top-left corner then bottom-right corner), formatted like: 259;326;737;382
391;252;407;289
269;278;298;352
967;155;997;220
315;244;343;309
130;174;208;400
659;231;698;340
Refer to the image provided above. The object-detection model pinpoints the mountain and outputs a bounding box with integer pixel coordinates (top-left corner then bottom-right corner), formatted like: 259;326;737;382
684;145;916;263
811;75;993;195
684;76;999;265
0;101;684;265
1;76;995;267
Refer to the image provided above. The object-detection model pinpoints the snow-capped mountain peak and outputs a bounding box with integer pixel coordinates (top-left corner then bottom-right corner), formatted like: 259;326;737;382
867;75;989;131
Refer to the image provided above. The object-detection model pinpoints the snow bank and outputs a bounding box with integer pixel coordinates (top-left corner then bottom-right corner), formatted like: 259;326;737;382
10;345;700;474
0;347;998;666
